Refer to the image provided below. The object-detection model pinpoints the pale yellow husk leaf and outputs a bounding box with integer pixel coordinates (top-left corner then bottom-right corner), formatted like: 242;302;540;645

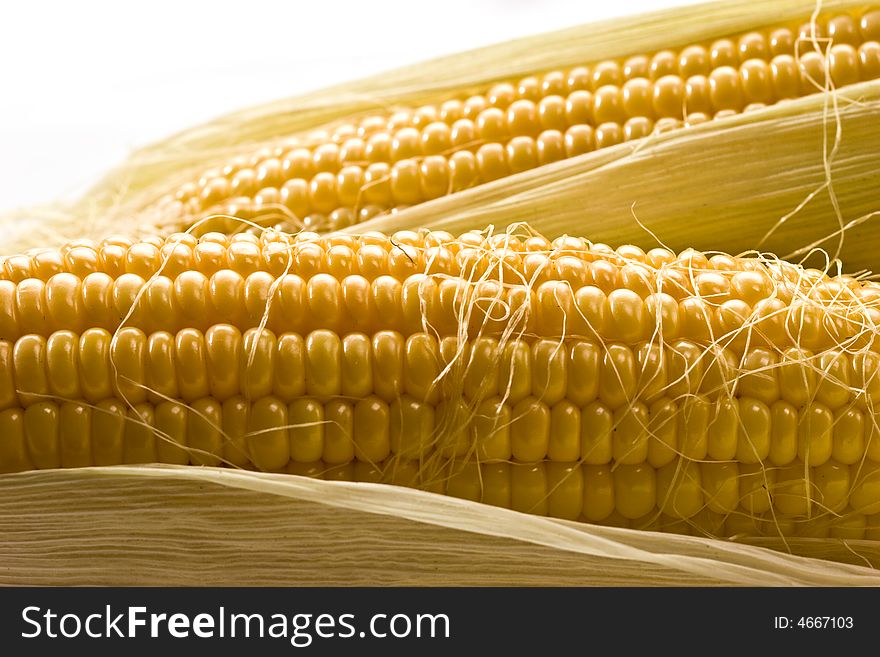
2;466;879;586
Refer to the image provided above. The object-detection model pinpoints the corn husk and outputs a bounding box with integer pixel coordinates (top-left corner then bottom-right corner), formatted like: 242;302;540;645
3;466;880;586
2;0;880;586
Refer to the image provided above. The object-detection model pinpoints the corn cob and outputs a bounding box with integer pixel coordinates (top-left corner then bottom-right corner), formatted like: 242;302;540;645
133;7;880;236
2;227;880;541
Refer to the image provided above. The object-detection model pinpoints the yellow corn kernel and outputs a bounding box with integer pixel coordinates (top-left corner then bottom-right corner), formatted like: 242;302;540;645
240;328;275;400
186;397;223;466
123;403;156;464
389;396;434;462
155;401;189;465
205;324;241;401
548;400;580;461
614;463;656;520
59;402;91;468
580;400;613;464
91;400;126;466
0;408;31;473
322;399;354;465
735;397;771;464
221;396;251;467
247;396;290;471
657;460;703;519
445;461;482;502
768;400;798;466
288;398;324;463
612;402;649;464
798;403;834;466
546;462;584;520
472;397;511;462
707;397;738;460
511;463;548;516
24;401;60;469
701;461;739;514
510;396;550;462
354;396;391;463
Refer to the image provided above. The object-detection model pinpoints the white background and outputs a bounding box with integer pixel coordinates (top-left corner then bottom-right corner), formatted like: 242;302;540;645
0;0;697;212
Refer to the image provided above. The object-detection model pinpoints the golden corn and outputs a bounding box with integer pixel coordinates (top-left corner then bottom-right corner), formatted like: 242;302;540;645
139;7;880;235
2;227;880;540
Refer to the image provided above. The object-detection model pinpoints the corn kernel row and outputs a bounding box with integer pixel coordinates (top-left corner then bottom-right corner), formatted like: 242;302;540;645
3;398;879;535
6;228;877;289
3;324;880;407
3;269;880;369
3;325;880;469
